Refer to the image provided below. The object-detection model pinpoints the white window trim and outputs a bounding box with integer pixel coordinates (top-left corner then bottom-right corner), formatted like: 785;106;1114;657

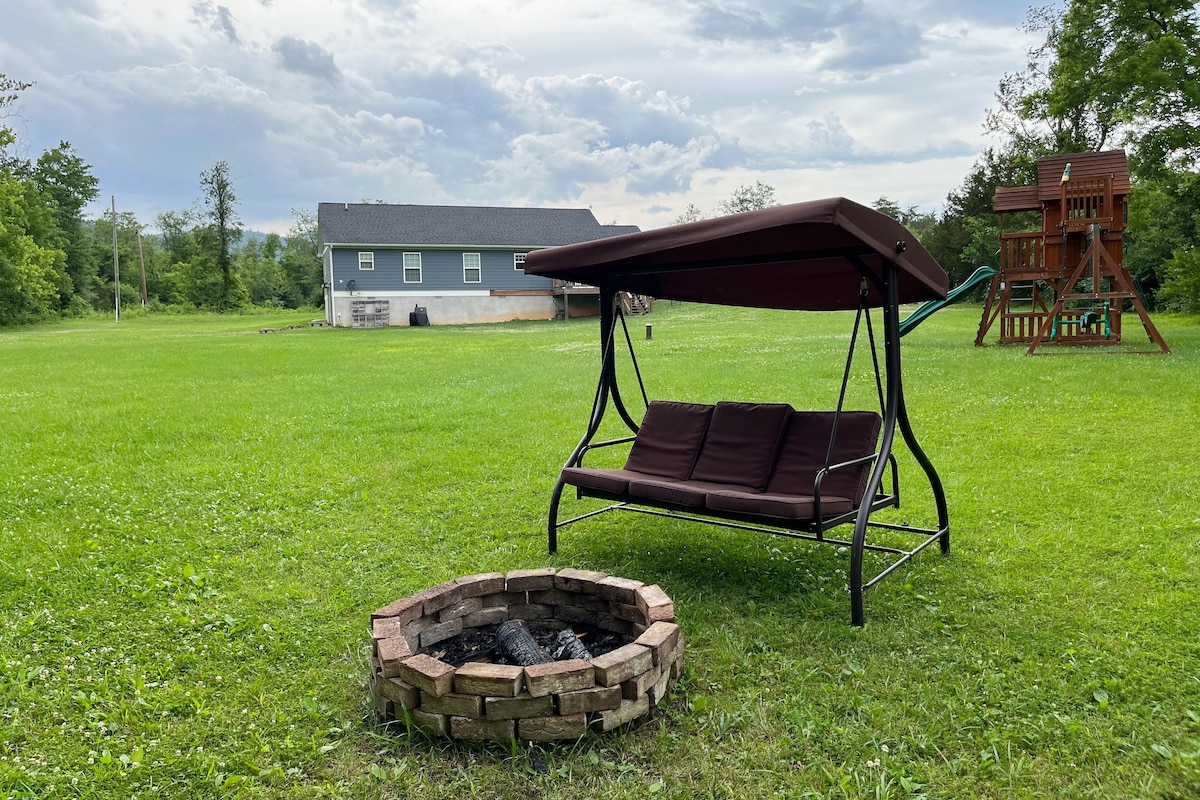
358;251;375;271
403;252;422;284
463;253;482;284
514;252;527;271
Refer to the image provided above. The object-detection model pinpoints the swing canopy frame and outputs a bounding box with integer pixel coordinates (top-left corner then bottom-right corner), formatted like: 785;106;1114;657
523;197;951;626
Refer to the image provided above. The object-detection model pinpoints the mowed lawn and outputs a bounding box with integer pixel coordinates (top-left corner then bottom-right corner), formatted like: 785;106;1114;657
1;304;1198;799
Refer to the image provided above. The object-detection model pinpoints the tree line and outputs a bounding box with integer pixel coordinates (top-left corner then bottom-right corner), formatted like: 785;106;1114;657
3;0;1200;325
0;76;323;324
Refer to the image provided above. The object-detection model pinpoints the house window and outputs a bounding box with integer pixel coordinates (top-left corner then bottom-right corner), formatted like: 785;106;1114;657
403;252;422;283
358;251;375;271
463;253;482;284
514;253;527;271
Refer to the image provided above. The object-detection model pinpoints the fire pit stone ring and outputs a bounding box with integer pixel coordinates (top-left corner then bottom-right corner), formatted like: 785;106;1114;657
370;568;683;741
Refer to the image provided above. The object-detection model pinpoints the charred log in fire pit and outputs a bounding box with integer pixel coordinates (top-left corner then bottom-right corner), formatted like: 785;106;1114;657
551;628;594;662
496;619;553;666
494;619;596;666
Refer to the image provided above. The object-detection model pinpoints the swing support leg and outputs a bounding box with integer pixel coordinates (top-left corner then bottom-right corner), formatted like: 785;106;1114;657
548;288;644;554
850;264;950;626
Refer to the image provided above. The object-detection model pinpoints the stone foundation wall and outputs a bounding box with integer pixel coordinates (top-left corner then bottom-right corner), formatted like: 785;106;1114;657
331;292;558;327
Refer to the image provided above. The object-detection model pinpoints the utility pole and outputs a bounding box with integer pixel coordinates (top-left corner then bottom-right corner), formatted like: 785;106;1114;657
111;196;121;322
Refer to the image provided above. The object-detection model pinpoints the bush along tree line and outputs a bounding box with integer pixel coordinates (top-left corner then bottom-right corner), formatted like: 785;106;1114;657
0;75;323;325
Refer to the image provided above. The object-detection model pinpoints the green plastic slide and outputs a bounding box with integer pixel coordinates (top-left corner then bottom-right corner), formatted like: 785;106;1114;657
898;265;999;337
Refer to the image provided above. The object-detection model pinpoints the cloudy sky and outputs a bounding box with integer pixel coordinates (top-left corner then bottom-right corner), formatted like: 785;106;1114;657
2;0;1037;233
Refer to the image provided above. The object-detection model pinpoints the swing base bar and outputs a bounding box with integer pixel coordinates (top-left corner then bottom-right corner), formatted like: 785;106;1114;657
554;489;903;546
551;486;948;611
556;499;945;559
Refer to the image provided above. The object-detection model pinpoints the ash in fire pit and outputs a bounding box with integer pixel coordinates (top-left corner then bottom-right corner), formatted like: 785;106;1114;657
369;568;684;741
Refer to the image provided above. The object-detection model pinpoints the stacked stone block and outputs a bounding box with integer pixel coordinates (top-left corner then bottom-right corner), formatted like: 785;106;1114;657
369;568;684;741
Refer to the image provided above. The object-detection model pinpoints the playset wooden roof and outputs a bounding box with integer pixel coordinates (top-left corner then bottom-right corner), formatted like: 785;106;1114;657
994;149;1130;214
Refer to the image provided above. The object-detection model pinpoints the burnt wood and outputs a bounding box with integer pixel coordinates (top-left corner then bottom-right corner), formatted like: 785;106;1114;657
496;620;553;666
551;629;594;662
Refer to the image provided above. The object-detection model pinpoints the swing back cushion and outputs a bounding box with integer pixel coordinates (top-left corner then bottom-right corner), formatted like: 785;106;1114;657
767;411;882;500
688;402;793;490
623;401;714;479
621;401;794;509
702;410;882;520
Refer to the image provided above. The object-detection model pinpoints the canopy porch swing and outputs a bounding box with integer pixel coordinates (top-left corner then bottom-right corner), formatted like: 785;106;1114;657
522;197;951;625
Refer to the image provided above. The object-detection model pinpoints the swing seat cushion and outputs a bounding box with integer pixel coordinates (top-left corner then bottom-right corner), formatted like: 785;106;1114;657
704;490;855;519
560;467;646;496
622;400;714;479
625;477;752;508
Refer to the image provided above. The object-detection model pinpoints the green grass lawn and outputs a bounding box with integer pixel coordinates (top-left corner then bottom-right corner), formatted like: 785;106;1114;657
1;305;1198;799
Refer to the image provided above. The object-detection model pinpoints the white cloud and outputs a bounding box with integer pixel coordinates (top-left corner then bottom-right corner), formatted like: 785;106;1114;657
192;2;241;44
271;36;342;83
2;0;1037;233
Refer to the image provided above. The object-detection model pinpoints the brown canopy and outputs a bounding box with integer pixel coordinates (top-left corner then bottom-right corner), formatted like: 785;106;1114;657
523;196;948;311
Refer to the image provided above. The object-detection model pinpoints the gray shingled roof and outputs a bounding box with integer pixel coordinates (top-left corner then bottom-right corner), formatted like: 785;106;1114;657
318;203;639;248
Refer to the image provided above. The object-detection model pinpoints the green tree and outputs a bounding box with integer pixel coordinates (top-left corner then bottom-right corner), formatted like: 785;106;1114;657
0;73;76;323
198;160;244;308
922;146;1039;284
0;172;68;323
32;142;100;304
1126;171;1200;303
673;183;779;226
174;256;224;308
717;181;778;215
0;73;33;172
86;211;159;312
973;1;1200;308
871;197;938;241
239;233;298;307
672;203;705;225
157;209;200;266
989;0;1200;176
281;207;323;306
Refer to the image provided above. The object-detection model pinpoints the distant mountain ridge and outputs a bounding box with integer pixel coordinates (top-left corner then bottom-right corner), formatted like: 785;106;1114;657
241;230;285;246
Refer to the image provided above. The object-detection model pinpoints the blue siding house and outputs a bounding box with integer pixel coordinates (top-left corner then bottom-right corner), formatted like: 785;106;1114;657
317;203;638;326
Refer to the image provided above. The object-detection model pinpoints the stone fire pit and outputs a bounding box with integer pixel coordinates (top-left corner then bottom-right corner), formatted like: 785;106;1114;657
369;567;684;741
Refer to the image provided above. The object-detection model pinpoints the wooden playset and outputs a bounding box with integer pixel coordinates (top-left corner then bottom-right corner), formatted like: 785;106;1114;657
977;149;1169;354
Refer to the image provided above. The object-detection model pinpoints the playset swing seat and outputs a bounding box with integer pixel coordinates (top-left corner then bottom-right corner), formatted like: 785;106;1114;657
522;197;952;626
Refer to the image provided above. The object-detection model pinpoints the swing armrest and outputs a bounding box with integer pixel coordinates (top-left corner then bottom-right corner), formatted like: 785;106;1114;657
816;452;879;478
575;436;637;466
813;453;878;517
813;451;897;518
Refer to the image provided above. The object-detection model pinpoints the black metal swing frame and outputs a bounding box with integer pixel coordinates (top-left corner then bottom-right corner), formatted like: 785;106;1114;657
524;198;952;625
